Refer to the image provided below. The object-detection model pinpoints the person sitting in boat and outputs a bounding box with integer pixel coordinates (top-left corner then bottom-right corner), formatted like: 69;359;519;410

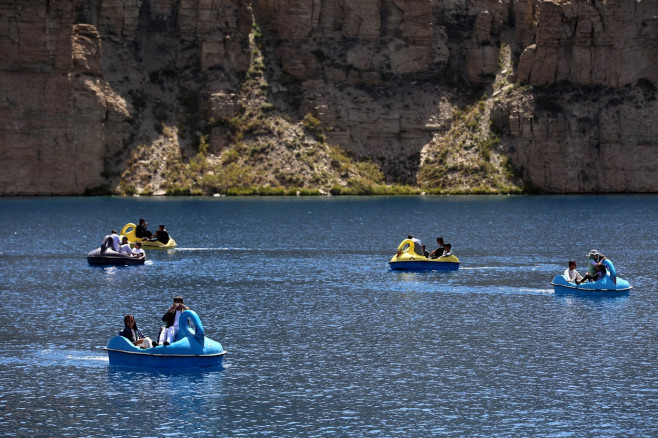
564;260;584;284
152;225;171;244
585;249;601;281
408;234;424;256
135;218;152;240
159;295;190;346
131;242;145;257
421;244;430;257
119;236;133;256
439;243;453;257
120;314;153;349
580;263;606;283
100;230;121;254
598;255;617;284
429;237;445;259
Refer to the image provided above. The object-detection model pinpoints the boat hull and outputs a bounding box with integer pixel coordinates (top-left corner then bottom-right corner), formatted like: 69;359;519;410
550;274;631;296
105;347;226;368
87;248;145;266
134;238;177;249
389;260;459;271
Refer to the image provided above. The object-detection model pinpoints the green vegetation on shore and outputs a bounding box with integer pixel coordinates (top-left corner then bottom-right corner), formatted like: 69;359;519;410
116;21;524;197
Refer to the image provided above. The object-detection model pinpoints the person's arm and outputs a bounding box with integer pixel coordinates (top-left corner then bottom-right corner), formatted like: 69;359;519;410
119;327;130;339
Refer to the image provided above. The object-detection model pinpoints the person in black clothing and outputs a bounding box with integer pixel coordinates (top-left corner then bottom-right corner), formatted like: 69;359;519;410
159;295;189;345
430;237;445;259
152;225;170;244
135;218;152;239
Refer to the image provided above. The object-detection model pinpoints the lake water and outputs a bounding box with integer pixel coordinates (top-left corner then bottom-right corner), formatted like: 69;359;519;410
0;195;657;437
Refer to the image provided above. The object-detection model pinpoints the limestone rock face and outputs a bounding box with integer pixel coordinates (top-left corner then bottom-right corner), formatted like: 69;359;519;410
0;0;253;194
0;0;657;194
253;0;514;181
254;0;436;80
492;84;658;193
0;1;126;195
517;0;658;87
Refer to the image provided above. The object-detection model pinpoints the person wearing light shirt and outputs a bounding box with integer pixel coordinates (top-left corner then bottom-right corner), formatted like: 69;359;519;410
131;241;145;257
408;234;424;256
564;260;584;284
119;236;133;255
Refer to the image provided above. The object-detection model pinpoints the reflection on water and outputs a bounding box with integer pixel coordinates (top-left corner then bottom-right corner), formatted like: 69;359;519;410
0;195;657;436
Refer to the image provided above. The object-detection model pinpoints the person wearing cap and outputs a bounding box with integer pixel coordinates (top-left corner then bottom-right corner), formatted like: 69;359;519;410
598;254;617;284
586;250;600;279
158;295;190;345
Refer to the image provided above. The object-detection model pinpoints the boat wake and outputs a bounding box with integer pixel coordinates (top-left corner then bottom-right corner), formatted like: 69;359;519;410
175;247;238;251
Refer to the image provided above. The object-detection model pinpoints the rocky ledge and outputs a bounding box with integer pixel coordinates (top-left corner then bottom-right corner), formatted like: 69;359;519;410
0;0;656;195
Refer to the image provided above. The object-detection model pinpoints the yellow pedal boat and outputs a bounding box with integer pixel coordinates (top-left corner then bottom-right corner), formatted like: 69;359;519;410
120;223;177;249
389;239;460;271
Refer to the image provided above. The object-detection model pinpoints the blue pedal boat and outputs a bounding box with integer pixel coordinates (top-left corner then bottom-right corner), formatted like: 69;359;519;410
550;274;631;296
104;310;226;368
389;239;459;271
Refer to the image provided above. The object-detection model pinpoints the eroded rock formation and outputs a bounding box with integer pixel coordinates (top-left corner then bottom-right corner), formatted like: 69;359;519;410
0;0;656;194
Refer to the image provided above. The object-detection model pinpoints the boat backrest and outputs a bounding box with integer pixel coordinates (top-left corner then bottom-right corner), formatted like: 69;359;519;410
120;223;138;241
176;310;205;345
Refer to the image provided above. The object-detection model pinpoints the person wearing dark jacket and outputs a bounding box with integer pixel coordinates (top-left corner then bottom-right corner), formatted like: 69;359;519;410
135;218;152;239
120;314;153;349
153;225;170;244
430;237;445;259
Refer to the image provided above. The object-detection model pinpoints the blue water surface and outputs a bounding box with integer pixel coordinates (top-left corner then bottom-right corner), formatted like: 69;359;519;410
0;195;657;437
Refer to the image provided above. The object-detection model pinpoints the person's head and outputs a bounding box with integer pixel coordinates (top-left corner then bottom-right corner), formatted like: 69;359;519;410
159;225;165;230
173;295;185;310
135;242;142;249
437;237;444;244
568;260;576;269
122;236;129;244
112;230;117;234
124;314;135;327
587;249;599;259
139;218;145;224
444;243;451;250
596;264;604;271
408;234;414;239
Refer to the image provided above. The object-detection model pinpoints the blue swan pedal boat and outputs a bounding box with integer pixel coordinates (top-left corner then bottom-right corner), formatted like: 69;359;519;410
389;239;460;271
104;310;226;368
87;248;145;266
550;274;631;296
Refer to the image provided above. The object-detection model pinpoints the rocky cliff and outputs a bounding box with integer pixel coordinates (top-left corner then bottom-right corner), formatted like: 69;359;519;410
0;0;656;195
